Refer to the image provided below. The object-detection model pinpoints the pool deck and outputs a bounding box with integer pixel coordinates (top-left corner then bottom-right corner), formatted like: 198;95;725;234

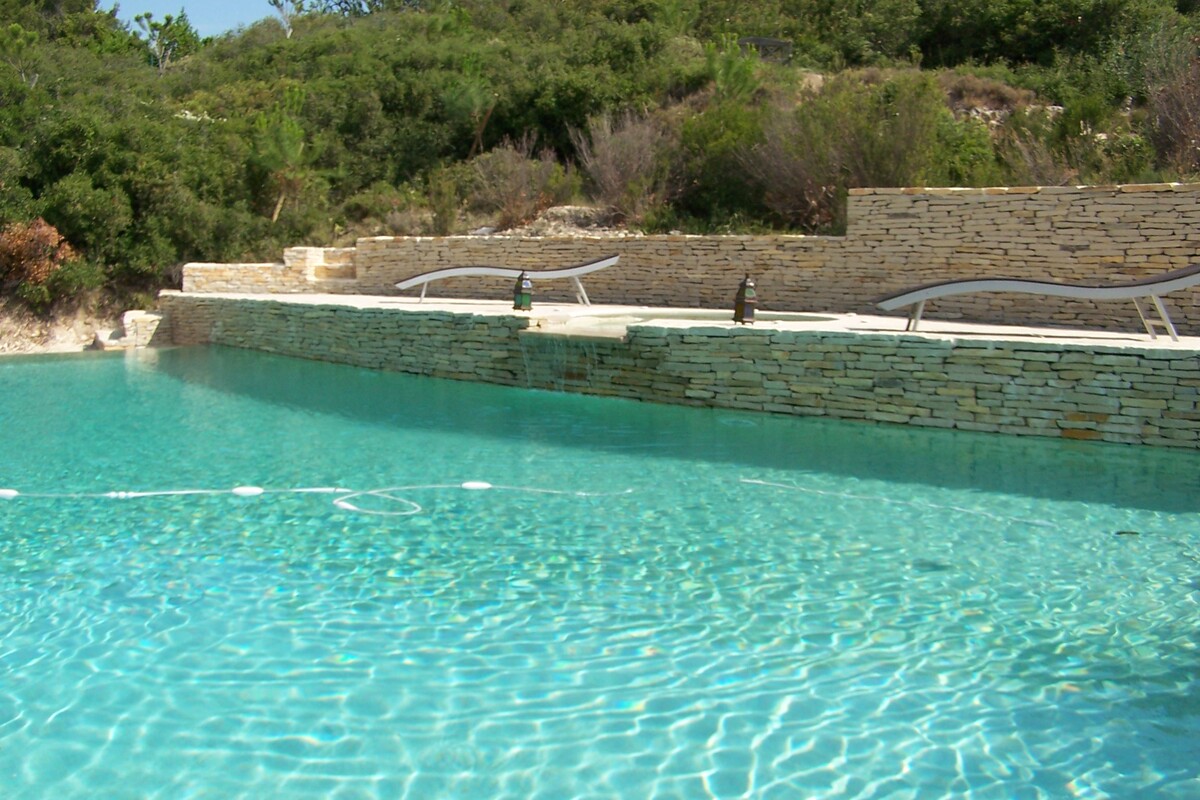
207;292;1200;351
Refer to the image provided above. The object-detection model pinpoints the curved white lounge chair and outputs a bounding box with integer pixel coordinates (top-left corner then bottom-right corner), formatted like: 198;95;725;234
875;263;1200;341
395;254;620;306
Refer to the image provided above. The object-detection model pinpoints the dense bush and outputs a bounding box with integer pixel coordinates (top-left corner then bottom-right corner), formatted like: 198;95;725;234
737;72;1001;232
674;98;767;227
0;0;1198;310
467;135;579;230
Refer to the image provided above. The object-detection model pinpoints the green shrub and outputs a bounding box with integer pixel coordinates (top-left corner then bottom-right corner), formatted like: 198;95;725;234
839;71;948;187
0;146;39;222
737;97;843;231
703;36;760;103
340;181;412;223
930;115;1004;187
1097;132;1157;183
426;167;460;235
676;98;765;224
40;172;133;264
738;71;995;231
468;135;579;229
41;256;105;300
994;110;1079;186
1028;89;1159;184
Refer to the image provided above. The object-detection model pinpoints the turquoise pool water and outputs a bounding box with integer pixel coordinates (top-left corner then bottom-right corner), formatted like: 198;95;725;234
1;346;1197;799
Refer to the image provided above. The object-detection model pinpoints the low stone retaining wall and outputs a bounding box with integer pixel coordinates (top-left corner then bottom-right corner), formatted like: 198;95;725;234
183;247;360;294
164;294;529;383
159;292;1200;449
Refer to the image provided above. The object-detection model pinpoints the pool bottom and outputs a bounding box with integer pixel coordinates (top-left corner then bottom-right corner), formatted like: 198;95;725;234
0;348;1196;799
1;470;1197;799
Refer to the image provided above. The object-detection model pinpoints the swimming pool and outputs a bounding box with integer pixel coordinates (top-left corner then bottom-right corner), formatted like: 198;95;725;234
1;347;1197;798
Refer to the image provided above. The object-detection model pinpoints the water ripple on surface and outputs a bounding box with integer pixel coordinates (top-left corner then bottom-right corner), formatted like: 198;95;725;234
0;481;635;520
1;351;1198;798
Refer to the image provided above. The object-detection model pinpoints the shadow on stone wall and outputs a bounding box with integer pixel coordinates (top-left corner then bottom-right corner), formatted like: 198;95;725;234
150;345;1200;513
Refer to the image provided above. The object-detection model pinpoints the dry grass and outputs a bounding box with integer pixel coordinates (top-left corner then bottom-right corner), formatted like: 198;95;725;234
939;72;1035;113
569;111;679;225
468;134;576;230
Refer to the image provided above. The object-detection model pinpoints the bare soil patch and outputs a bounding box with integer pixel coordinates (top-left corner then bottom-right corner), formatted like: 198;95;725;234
0;300;120;356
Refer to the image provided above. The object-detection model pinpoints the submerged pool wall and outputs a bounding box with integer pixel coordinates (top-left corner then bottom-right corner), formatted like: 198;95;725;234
180;183;1200;336
159;293;1200;449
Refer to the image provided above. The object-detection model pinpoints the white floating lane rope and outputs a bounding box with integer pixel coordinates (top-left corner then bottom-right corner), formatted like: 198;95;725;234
741;478;1056;528
0;481;633;518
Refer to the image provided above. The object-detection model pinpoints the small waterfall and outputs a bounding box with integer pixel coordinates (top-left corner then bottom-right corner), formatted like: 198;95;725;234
518;333;603;392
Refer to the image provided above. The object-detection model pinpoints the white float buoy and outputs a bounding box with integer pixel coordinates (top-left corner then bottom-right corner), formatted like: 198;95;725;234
461;481;493;491
231;486;265;497
0;489;19;499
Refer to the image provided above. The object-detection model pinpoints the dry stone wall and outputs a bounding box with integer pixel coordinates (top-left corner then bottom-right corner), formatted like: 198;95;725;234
179;183;1200;336
162;294;529;383
158;293;1200;449
182;247;359;295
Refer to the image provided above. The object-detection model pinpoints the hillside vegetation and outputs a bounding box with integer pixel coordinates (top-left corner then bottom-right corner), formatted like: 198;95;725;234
1;0;1199;310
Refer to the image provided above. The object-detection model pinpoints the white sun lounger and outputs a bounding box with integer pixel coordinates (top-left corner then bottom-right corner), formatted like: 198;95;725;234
395;254;620;306
875;263;1200;341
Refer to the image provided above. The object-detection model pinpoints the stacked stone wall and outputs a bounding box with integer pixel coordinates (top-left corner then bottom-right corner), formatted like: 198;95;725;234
158;293;1200;449
163;294;530;383
183;247;360;295
180;183;1200;336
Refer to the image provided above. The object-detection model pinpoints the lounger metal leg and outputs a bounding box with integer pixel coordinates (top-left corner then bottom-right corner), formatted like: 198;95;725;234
572;276;591;306
419;282;428;303
1153;296;1180;341
1133;296;1179;341
906;301;925;331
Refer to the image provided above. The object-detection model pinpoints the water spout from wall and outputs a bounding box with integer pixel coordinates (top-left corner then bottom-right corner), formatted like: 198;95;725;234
518;333;603;392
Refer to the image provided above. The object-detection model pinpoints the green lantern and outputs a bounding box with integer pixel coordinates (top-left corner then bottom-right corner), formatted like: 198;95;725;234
513;271;533;311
